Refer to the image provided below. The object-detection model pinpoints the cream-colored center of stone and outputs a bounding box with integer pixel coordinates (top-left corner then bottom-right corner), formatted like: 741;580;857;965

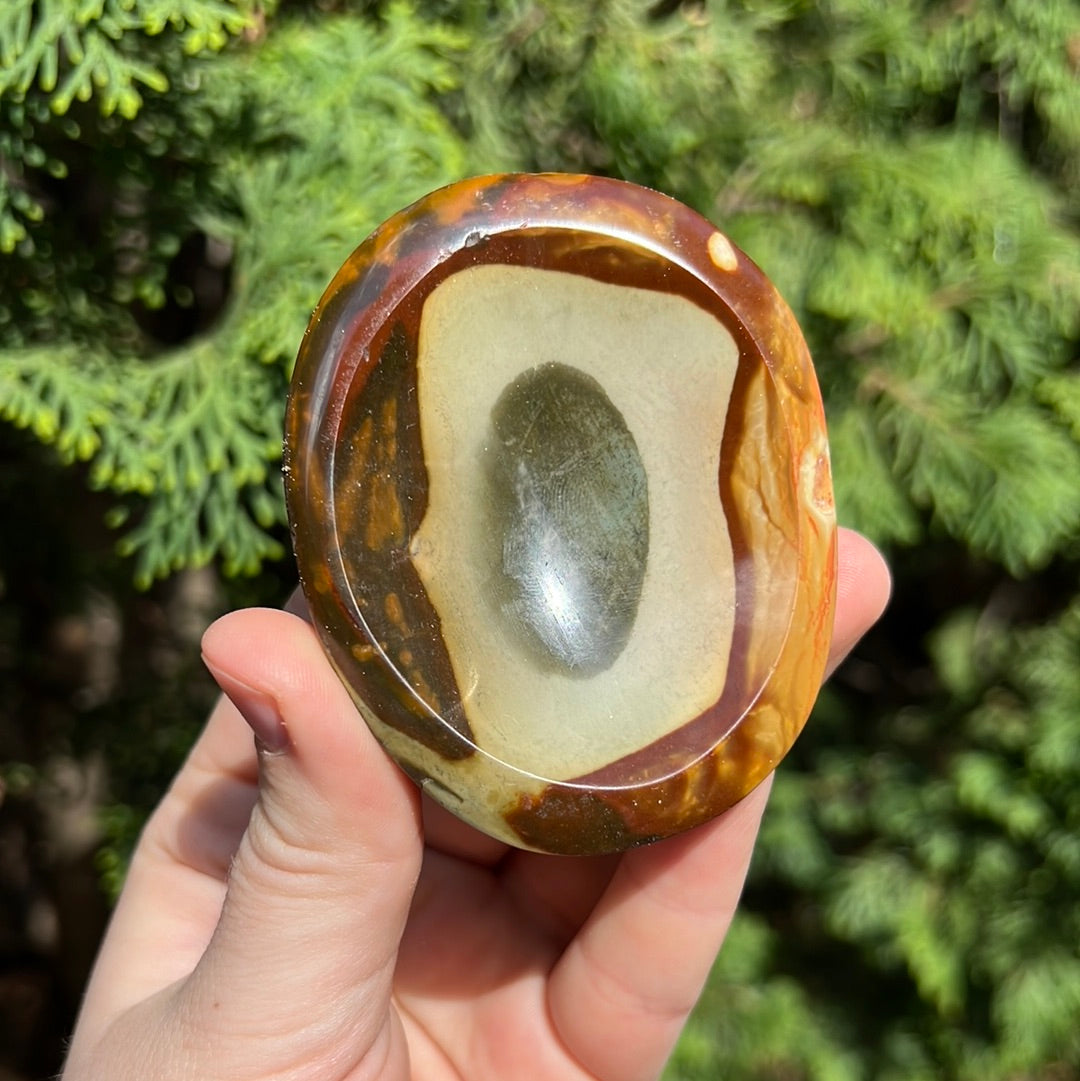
410;264;739;781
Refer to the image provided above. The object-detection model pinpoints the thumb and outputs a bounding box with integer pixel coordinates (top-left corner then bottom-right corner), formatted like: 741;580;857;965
189;608;421;1078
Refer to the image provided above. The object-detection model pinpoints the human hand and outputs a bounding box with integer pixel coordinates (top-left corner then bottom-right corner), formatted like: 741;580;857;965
63;528;890;1081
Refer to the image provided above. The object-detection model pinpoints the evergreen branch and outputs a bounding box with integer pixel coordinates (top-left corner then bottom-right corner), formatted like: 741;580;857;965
0;95;68;254
995;954;1080;1071
116;473;286;586
210;6;468;372
827;405;920;545
0;4;469;583
0;338;285;584
0;345;111;455
1035;371;1080;443
872;370;1080;574
739;592;1080;1080
0;0;256;262
0;0;256;116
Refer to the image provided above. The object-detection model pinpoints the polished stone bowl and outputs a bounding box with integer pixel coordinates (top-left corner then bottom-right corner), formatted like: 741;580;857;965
284;173;837;855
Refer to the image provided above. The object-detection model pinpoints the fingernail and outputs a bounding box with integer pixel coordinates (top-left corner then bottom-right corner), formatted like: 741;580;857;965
203;661;291;753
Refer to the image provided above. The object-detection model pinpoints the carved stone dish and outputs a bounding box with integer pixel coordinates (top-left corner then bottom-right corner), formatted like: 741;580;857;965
284;173;837;855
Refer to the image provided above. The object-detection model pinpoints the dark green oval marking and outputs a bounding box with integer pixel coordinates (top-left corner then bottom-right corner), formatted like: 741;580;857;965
483;362;649;677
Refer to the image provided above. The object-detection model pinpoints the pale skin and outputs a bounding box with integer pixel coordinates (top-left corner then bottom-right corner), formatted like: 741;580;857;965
63;528;890;1081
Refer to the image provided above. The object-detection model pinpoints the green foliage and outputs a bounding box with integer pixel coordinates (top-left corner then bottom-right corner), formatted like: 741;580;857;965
1;0;467;584
0;0;252;115
670;914;863;1081
0;0;257;251
5;0;1077;583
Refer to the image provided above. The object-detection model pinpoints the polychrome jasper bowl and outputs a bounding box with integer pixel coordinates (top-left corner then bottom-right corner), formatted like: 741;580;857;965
284;173;837;855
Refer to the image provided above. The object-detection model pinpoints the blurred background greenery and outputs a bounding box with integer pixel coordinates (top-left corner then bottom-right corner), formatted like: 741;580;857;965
1;0;1079;1077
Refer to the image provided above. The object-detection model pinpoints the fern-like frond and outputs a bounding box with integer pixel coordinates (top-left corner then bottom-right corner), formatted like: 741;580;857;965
0;0;257;258
0;0;256;116
1;339;284;584
0;4;469;583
